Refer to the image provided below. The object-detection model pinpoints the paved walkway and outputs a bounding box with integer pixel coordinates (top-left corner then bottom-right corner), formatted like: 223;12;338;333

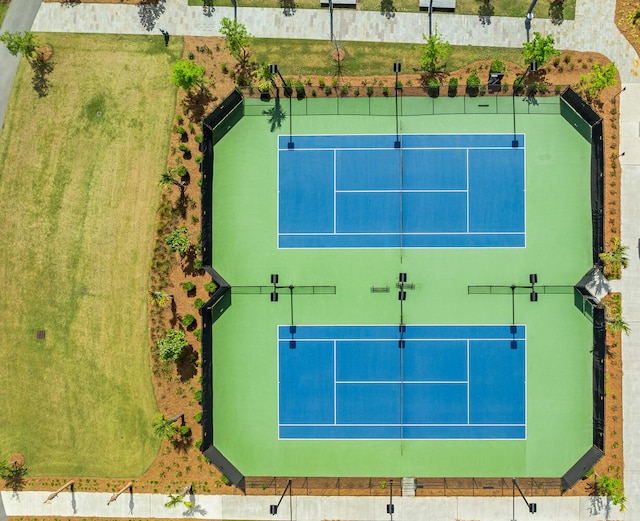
0;0;42;133
1;0;639;519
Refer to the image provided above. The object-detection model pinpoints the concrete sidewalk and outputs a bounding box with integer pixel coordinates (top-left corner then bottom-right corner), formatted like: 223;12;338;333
31;0;640;81
0;490;626;521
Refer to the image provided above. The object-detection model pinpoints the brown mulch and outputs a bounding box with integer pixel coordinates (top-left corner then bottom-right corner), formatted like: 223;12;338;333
14;37;623;499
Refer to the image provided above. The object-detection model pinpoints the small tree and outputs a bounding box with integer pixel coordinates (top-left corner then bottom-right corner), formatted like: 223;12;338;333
522;32;560;69
150;290;172;307
580;62;618;102
159;170;186;198
418;31;452;74
0;460;28;492
0;31;37;60
165;226;190;255
595;475;627;511
220;17;252;68
157;329;189;361
171;59;205;93
607;315;631;336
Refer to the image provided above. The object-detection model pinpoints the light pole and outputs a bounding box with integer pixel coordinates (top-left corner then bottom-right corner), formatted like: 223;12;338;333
270;479;293;521
394;62;401;148
512;478;537;520
428;0;434;36
270;64;294;148
386;479;394;519
524;0;538;70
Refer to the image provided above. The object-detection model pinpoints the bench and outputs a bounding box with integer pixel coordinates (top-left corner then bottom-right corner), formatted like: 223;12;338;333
419;0;456;12
320;0;357;8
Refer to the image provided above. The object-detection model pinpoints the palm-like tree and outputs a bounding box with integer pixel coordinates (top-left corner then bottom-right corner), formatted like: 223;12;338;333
607;315;631;336
599;237;629;277
159;170;186;198
149;290;172;307
152;414;179;441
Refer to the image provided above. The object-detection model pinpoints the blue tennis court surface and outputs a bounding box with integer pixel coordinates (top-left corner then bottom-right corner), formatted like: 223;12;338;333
278;325;526;440
278;134;525;248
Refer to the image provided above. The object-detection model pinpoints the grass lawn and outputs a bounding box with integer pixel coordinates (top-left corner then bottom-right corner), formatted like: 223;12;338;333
251;38;525;76
0;33;182;476
189;0;575;19
0;2;9;27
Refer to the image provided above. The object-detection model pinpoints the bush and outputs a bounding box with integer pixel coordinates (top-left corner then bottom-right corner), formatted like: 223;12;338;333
194;329;203;342
204;281;216;293
427;76;440;97
466;72;480;88
179;425;192;437
158;329;188;362
174;126;186;135
195;439;202;449
165;226;189;255
318;77;326;87
294;79;305;99
220;475;231;485
194;258;203;269
324;85;332;96
448;77;458;97
182;281;196;291
174;165;188;178
382;86;389;97
181;314;196;328
195;154;203;164
194;134;203;144
193;411;203;423
366;86;374;97
179;143;189;153
194;298;205;310
194;389;202;403
489;60;505;73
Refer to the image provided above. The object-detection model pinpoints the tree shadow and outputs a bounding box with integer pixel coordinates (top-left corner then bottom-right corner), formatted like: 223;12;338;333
4;465;28;492
138;0;166;32
184;86;214;124
478;0;494;26
549;0;564;25
280;0;297;16
263;96;286;132
176;344;197;381
61;0;81;6
30;57;54;98
380;0;396;19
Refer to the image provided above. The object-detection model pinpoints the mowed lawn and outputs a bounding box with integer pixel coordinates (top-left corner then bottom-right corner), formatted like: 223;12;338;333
0;33;181;476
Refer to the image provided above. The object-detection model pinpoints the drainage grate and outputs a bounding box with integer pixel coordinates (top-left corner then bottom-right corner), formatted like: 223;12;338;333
36;330;46;340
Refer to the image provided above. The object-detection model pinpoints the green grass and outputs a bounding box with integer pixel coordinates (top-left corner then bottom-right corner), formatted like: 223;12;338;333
0;33;182;476
251;38;525;76
0;2;9;27
210;97;593;477
189;0;575;19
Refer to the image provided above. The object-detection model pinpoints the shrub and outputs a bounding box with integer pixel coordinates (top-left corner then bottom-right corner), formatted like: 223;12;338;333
294;79;305;99
318;77;326;87
179;425;192;437
367;86;374;97
448;77;458;96
188;51;194;60
324;85;332;96
194;134;203;144
181;314;196;328
311;89;317;97
179;143;189;153
194;258;203;269
194;389;202;403
182;281;196;292
176;115;184;125
174;126;186;135
595;475;626;511
194;329;203;342
340;85;348;97
220;475;231;485
195;439;202;449
489;60;505;73
165;226;189;255
563;54;571;63
193;411;203;423
220;62;228;73
354;88;360;97
204;281;216;293
174;165;188;178
194;298;205;310
158;329;188;362
382;86;389;97
195;154;203;164
466;72;481;88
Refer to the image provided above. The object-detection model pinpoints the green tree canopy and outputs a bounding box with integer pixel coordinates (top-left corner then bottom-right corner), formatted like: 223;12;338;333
580;62;618;101
171;59;205;92
522;32;560;68
418;31;452;74
220;17;252;66
0;31;37;60
157;329;189;362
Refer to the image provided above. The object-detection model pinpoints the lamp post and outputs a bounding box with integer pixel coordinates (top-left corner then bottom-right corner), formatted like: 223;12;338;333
386;479;394;519
428;0;434;36
270;64;294;148
512;478;537;520
524;0;538;70
270;479;293;521
394;62;401;148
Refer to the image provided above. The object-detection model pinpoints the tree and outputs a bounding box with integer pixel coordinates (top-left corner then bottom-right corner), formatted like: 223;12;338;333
165;225;190;255
152;413;179;440
149;290;172;307
607;315;631;336
418;31;452;74
171;59;205;92
157;329;189;362
522;32;560;69
595;475;627;511
220;17;252;67
0;460;28;492
0;31;37;60
159;169;186;197
599;236;628;278
580;62;618;101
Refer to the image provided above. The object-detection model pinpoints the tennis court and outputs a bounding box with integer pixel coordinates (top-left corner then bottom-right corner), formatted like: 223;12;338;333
208;94;594;478
278;133;525;248
278;324;526;440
